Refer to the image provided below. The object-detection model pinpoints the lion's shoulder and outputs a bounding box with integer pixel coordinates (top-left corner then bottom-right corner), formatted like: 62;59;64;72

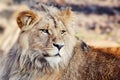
74;41;120;57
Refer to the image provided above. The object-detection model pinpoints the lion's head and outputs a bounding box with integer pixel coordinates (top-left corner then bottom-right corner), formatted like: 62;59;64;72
16;5;77;74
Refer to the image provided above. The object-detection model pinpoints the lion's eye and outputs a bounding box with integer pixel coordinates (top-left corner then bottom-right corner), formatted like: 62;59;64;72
61;30;66;34
39;29;49;34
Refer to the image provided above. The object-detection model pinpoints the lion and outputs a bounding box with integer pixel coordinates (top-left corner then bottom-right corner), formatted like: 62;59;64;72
0;4;77;80
0;4;120;80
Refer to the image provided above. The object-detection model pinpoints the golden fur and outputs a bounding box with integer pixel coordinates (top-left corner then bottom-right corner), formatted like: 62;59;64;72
91;46;120;57
0;4;120;80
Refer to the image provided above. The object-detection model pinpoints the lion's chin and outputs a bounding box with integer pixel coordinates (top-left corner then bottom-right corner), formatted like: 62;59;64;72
45;56;61;69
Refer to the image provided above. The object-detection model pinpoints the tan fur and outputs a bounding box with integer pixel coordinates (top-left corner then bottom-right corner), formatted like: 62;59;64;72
0;4;120;80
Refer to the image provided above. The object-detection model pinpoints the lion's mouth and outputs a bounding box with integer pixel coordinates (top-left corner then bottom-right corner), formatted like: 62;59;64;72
54;53;61;57
43;52;61;57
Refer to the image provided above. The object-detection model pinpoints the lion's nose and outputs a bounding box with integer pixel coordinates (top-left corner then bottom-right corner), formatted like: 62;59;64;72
53;43;64;50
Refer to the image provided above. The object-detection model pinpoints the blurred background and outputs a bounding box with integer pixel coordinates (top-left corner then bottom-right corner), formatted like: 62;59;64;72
0;0;120;55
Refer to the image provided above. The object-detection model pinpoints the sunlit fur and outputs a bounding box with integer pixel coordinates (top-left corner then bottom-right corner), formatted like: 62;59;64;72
0;5;77;80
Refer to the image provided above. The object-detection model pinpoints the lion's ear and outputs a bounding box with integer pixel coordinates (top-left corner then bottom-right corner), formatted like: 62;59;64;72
60;7;73;23
62;7;72;17
17;10;40;30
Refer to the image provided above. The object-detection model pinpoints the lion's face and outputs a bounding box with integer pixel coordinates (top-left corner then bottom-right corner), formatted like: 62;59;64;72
16;7;76;71
30;16;67;57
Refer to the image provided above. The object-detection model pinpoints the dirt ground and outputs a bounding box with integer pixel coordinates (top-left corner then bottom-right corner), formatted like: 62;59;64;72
0;0;120;54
